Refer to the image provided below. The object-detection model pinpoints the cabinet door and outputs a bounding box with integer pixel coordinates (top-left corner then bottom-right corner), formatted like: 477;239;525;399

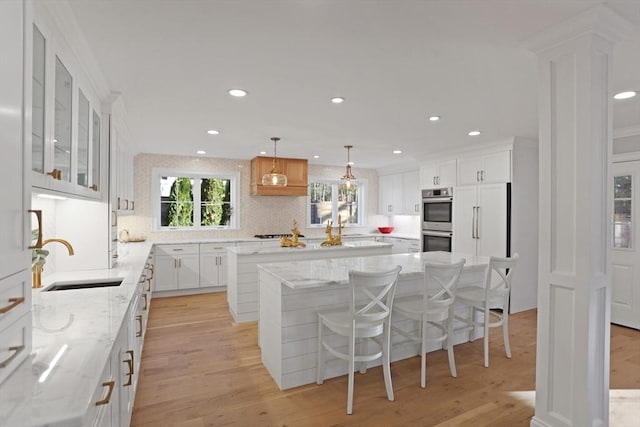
452;185;478;255
438;159;457;188
477;184;508;258
420;163;438;189
402;171;420;215
457;156;483;186
0;0;29;280
154;255;178;292
284;158;308;187
177;254;200;289
218;252;228;286
199;252;219;287
378;174;403;214
481;150;511;183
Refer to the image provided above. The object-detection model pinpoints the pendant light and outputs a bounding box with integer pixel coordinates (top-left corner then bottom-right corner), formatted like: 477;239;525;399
340;145;356;187
262;137;288;187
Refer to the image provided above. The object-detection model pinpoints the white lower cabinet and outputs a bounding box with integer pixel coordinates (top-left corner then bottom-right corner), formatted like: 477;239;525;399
154;244;200;292
91;348;118;427
380;237;420;254
200;243;232;288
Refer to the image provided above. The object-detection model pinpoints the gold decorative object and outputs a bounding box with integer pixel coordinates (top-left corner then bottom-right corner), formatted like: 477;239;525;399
321;214;345;246
280;220;306;248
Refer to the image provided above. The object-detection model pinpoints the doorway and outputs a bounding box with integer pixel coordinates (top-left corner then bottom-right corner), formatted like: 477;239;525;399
612;160;640;329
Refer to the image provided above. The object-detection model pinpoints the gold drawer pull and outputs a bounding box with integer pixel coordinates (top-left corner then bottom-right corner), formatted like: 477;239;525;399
139;274;146;284
90;184;98;192
146;278;151;292
136;315;142;337
142;293;148;311
0;297;25;314
0;345;25;368
123;350;134;386
95;381;115;405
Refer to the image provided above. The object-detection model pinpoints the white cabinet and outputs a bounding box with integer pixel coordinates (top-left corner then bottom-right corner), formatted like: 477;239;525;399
402;170;421;215
420;159;457;189
381;237;420;254
0;0;32;386
379;171;420;215
379;173;403;214
453;183;508;258
154;244;200;292
200;243;232;288
116;140;135;214
457;150;511;185
31;7;106;200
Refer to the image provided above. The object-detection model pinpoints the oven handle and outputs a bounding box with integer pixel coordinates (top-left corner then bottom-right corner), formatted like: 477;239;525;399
422;230;453;238
423;197;453;203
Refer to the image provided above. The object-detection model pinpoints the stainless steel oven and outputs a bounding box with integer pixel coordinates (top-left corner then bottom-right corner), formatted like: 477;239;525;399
422;188;453;231
422;230;453;252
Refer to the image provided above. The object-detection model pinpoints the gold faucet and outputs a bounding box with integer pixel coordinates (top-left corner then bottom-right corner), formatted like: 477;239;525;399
32;238;75;288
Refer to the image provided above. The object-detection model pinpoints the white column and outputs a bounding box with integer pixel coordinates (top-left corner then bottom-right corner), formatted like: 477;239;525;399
526;7;634;427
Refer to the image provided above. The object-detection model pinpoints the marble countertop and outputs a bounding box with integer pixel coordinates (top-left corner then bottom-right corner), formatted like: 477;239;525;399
0;241;153;427
229;240;392;255
257;251;489;290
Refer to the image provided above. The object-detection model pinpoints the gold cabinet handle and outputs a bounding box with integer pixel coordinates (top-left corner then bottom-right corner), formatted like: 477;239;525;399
142;293;148;311
0;297;25;314
124;199;129;210
29;209;43;249
90;184;98;192
111;210;118;227
117;197;121;210
0;345;25;368
123;350;134;386
146;279;151;292
136;315;142;337
139;274;146;284
95;381;115;405
46;169;61;180
130;201;134;210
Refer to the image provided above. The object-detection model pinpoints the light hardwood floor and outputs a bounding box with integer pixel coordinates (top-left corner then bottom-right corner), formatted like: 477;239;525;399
132;293;640;427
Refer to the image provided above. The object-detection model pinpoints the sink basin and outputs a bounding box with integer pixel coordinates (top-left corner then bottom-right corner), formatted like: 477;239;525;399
43;279;123;292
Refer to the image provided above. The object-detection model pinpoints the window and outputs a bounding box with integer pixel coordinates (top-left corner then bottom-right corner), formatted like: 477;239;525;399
613;174;632;249
154;170;238;230
308;179;365;227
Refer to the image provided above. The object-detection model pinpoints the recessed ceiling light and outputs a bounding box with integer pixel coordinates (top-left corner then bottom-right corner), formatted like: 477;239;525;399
468;130;481;136
393;150;402;154
331;97;345;104
260;151;267;155
428;116;440;122
207;129;220;135
313;155;320;159
228;89;248;97
614;91;637;100
196;150;206;154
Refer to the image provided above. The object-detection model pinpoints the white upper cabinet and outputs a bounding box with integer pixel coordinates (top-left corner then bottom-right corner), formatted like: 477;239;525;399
30;12;106;200
458;150;511;185
402;170;420;215
420;159;457;189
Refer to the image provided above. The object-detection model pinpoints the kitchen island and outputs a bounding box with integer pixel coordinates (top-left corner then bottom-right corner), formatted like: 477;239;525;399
257;251;490;390
227;240;392;323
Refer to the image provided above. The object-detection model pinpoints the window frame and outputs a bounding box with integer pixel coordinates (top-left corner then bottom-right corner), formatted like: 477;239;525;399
152;168;240;231
307;177;367;228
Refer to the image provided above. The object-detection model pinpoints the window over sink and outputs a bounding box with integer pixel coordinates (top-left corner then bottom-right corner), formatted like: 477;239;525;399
153;169;238;230
308;179;365;227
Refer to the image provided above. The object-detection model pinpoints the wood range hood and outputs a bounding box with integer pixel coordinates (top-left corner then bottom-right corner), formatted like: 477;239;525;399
250;156;308;196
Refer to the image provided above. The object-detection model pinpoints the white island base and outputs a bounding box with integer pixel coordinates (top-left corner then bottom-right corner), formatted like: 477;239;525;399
227;241;392;323
257;252;490;390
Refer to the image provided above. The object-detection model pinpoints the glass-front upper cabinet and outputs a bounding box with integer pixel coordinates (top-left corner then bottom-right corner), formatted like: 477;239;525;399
32;25;46;174
91;110;100;191
54;56;72;183
77;89;90;187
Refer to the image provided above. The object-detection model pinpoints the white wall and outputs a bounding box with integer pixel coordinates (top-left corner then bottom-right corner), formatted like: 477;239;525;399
118;153;389;240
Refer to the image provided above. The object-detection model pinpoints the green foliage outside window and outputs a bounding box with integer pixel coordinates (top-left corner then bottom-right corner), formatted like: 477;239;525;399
201;178;232;226
167;177;194;226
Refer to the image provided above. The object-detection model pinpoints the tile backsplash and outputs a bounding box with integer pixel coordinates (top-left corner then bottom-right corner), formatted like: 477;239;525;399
119;153;390;240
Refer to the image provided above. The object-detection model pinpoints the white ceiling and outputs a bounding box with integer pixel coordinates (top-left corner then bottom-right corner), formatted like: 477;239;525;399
66;0;640;170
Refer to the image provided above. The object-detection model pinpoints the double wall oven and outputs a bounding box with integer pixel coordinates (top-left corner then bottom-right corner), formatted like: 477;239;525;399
421;188;453;252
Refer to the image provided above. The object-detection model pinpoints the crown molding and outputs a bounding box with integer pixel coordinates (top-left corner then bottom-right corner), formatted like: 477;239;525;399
523;5;636;54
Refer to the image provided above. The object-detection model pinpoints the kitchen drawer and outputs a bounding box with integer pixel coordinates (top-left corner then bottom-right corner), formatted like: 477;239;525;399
0;270;31;331
200;242;234;254
155;244;199;256
0;311;32;384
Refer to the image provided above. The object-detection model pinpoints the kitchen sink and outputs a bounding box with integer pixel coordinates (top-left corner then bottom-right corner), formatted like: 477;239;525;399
43;279;123;291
